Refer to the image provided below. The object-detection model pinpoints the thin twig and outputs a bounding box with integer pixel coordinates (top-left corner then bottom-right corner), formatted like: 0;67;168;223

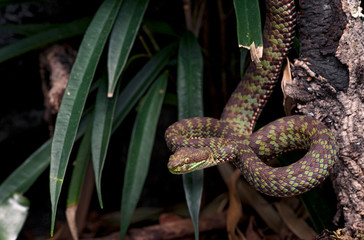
142;24;160;51
138;34;152;57
193;0;206;37
182;0;193;32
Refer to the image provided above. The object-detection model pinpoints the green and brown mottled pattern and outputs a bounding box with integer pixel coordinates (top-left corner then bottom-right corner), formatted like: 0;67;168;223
221;0;296;135
165;115;338;197
237;115;338;197
164;0;339;197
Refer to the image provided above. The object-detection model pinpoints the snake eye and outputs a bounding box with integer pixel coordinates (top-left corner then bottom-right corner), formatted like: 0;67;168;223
184;158;190;164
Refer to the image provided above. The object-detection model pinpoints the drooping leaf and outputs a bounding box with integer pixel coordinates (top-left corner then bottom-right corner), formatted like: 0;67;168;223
50;0;123;235
233;0;262;51
66;122;93;208
0;193;29;240
92;75;119;208
0;18;90;63
66;121;93;240
107;0;150;96
0;140;51;204
177;31;204;240
177;31;204;120
112;43;177;131
0;44;175;207
120;72;167;239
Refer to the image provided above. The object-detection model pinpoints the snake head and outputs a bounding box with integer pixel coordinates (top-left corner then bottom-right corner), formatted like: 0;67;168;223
168;147;213;174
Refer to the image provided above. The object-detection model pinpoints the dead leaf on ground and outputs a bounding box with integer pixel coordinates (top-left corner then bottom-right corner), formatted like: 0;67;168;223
227;169;246;240
218;164;283;233
274;200;317;240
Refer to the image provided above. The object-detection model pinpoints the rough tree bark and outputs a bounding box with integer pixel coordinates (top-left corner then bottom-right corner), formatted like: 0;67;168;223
285;0;364;238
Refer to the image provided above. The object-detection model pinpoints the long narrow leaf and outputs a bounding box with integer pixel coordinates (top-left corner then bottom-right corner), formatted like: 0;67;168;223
0;18;90;63
120;72;167;239
0;44;175;206
233;0;262;49
66;121;93;240
50;0;123;235
107;0;150;96
66;123;93;208
112;43;177;131
177;31;204;239
0;110;91;205
0;194;29;239
0;140;51;204
92;76;120;208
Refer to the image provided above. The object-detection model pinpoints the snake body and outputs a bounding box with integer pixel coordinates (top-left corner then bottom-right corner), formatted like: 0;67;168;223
164;0;338;197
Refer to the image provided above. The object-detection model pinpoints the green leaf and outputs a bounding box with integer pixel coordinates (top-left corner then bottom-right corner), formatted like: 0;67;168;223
0;193;29;239
112;43;177;131
66;122;93;207
0;140;51;204
50;0;123;235
107;0;150;96
240;48;249;77
120;72;167;239
177;31;204;239
0;18;90;63
0;44;175;208
233;0;262;49
177;32;203;119
92;75;120;208
66;121;93;240
0;112;92;205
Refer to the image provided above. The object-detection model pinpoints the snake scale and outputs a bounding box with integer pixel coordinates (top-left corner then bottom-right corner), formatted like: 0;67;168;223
164;0;338;197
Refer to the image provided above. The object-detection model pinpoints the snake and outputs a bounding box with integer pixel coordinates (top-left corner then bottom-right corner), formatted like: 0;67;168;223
164;0;338;197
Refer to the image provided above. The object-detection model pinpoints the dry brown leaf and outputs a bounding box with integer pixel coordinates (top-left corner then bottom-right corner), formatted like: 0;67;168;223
281;57;296;115
240;42;263;65
200;193;229;217
227;169;246;240
249;42;263;64
274;201;317;240
66;205;79;240
245;216;263;240
218;164;283;233
66;160;95;240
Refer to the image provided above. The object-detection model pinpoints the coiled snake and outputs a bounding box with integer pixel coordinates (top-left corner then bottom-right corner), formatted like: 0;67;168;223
164;0;338;197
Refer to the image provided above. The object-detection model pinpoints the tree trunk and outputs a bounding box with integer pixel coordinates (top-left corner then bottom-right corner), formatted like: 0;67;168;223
285;0;364;238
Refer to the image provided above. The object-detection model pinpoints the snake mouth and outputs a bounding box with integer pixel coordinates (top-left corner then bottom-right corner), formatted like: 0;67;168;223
167;159;208;174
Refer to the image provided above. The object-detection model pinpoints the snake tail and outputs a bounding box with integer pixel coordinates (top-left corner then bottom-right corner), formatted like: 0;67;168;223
221;0;296;135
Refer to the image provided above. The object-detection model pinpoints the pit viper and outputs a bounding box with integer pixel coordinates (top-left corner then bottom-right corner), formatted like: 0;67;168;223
164;0;338;197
